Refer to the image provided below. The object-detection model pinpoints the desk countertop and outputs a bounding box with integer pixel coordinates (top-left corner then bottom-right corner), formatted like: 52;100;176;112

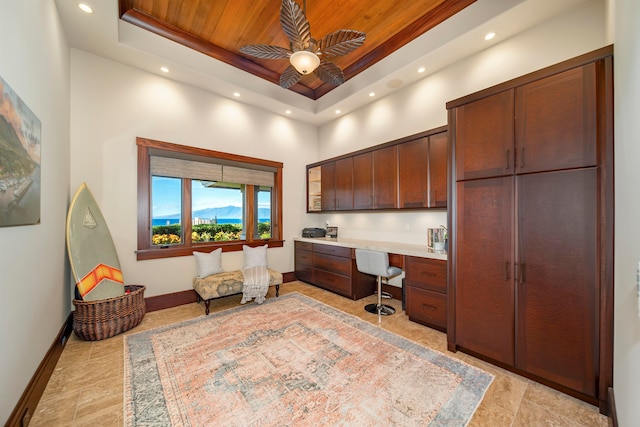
294;236;447;261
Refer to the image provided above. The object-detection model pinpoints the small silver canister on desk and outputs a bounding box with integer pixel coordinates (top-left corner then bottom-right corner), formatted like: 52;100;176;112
427;227;447;250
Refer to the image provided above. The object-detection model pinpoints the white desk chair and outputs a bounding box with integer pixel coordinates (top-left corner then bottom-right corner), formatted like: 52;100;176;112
355;249;403;316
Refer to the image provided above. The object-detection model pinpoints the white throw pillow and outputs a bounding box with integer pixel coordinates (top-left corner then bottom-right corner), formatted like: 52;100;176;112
193;248;223;278
243;244;268;268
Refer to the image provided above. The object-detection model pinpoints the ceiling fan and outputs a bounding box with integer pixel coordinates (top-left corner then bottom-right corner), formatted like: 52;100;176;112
240;0;366;89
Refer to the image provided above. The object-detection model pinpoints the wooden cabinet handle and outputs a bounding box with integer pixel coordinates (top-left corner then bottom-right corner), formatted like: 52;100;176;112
520;146;525;168
421;303;437;311
505;261;510;281
519;262;526;284
505;149;510;170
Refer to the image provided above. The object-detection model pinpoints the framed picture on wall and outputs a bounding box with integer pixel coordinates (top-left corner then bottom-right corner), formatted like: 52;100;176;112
0;75;41;227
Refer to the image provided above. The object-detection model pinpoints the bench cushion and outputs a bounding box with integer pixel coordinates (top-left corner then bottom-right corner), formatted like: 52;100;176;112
193;268;282;301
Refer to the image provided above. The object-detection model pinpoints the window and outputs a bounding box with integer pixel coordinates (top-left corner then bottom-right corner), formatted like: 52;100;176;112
137;137;283;260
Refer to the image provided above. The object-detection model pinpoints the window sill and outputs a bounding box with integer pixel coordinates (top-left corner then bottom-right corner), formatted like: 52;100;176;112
136;239;284;261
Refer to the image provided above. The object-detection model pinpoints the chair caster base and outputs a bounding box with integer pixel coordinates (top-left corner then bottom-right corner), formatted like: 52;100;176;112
365;303;396;316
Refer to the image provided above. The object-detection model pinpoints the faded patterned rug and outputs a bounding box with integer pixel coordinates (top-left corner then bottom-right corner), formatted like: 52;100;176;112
124;293;493;426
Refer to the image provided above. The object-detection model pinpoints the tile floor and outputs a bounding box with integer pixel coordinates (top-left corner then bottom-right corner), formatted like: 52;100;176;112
30;281;610;426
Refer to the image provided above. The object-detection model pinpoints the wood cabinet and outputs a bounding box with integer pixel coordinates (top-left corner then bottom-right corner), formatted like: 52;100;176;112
307;126;447;212
294;241;376;300
398;137;428;208
334;157;354;210
317;158;353;211
405;256;447;331
428;131;448;208
455;64;598;181
320;161;336;211
372;146;398;209
352;146;398;209
447;47;613;411
352;152;374;209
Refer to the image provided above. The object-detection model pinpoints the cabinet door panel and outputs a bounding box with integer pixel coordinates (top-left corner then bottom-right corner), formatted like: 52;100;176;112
321;161;336;211
516;169;598;396
428;132;448;208
399;137;428;208
455;177;515;365
353;152;373;209
455;90;514;181
335;157;353;210
373;145;398;209
516;64;597;174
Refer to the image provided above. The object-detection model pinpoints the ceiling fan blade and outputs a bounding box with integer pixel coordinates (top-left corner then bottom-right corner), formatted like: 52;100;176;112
280;65;303;89
280;0;312;51
318;30;366;58
239;44;291;59
314;61;345;86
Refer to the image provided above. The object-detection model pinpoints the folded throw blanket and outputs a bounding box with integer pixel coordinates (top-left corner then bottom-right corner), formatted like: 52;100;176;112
241;266;270;304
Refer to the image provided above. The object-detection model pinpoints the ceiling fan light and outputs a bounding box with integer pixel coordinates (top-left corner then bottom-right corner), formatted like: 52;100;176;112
290;50;320;74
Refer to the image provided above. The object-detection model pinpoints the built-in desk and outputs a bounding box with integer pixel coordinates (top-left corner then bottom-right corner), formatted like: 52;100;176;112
294;237;446;260
294;237;448;331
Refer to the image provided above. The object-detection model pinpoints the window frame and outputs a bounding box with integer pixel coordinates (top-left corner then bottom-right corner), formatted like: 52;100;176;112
136;137;283;261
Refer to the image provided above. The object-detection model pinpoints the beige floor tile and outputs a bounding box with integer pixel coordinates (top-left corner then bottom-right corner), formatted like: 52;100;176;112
522;382;608;427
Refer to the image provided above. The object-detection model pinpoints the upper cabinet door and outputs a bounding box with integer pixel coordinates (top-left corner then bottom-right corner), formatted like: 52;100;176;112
320;161;336;211
515;64;597;174
353;152;374;210
455;90;515;181
399;137;429;208
334;157;354;211
373;145;398;209
428;132;448;208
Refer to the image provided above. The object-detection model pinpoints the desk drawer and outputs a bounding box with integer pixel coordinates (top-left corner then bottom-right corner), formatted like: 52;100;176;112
405;256;447;293
295;241;313;252
406;286;447;331
313;243;352;258
295;264;313;283
313;269;351;296
313;252;351;276
295;249;313;266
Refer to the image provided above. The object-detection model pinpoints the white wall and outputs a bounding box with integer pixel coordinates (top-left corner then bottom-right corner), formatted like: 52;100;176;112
0;0;70;422
314;0;607;246
70;50;318;298
613;0;640;423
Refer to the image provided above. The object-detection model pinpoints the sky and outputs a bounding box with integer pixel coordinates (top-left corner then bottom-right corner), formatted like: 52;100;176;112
152;177;270;217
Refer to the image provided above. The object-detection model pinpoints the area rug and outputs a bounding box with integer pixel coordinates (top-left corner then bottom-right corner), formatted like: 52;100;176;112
124;292;493;426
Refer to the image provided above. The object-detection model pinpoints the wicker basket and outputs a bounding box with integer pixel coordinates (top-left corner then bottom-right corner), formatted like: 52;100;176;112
72;285;146;341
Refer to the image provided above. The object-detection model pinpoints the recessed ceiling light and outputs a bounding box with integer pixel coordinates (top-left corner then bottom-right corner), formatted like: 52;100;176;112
369;92;375;97
78;3;93;13
160;67;169;73
233;92;240;97
335;110;341;114
285;110;291;115
418;67;426;73
484;32;496;41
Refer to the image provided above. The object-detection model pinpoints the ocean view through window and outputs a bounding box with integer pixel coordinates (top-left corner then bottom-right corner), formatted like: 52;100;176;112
137;137;283;260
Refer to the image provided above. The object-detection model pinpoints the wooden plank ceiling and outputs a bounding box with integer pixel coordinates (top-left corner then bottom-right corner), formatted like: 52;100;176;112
119;0;476;100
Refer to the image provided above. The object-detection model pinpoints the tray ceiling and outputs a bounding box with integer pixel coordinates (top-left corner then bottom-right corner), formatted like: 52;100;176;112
118;0;477;100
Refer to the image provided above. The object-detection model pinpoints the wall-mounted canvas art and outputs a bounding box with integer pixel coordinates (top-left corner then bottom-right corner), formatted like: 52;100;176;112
0;75;41;227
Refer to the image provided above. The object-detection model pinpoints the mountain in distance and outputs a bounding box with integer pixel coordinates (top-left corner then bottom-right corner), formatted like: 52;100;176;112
0;114;35;177
162;205;270;220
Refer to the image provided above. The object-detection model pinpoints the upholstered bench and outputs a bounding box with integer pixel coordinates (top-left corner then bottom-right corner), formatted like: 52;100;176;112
193;268;282;315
